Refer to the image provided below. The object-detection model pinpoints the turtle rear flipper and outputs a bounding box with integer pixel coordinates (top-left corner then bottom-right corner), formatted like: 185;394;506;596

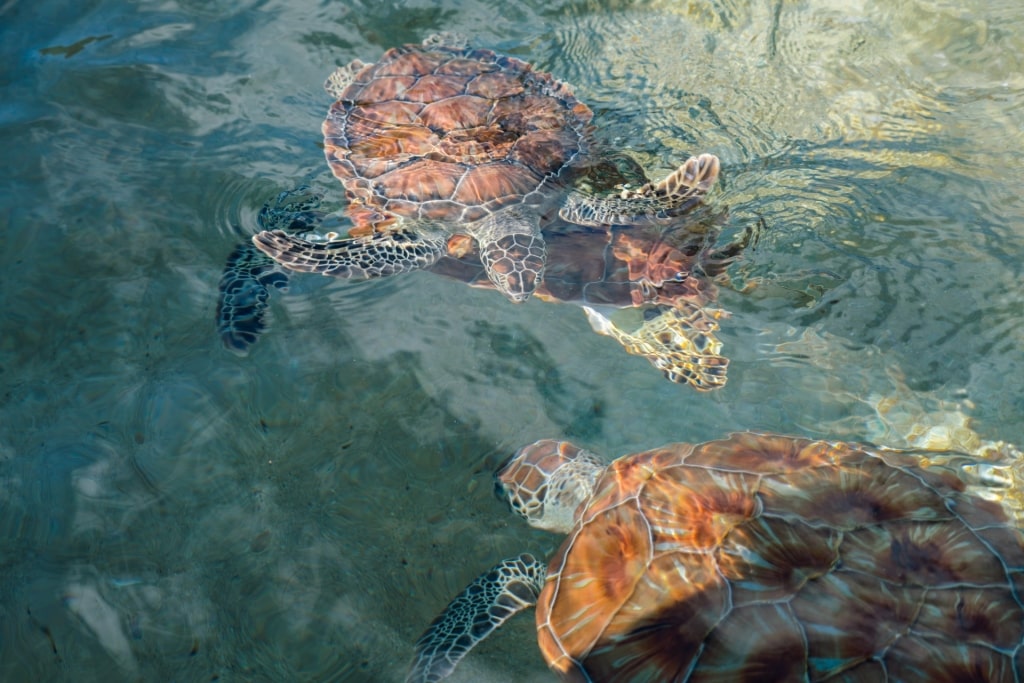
407;554;547;683
252;226;449;280
560;153;720;227
323;59;368;100
583;301;729;390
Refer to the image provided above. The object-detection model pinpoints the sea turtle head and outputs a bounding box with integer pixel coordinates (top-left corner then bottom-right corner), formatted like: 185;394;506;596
477;231;547;302
495;439;604;534
475;206;547;303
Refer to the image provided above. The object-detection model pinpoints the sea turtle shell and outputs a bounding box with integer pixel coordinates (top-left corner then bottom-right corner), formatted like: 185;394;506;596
429;218;729;312
322;41;591;234
517;433;1024;682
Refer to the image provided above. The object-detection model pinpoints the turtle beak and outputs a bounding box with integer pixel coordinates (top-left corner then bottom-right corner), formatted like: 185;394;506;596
503;288;532;304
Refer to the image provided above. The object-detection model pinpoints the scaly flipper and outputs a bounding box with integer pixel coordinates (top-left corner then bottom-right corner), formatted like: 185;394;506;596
560;153;720;227
216;244;290;354
324;59;367;99
216;187;324;354
406;554;547;683
583;301;729;390
252;224;450;280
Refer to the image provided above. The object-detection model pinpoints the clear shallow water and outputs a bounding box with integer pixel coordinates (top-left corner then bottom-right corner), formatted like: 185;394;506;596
1;1;1023;681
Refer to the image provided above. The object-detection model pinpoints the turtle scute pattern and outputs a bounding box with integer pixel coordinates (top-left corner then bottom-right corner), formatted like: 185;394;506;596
533;433;1024;682
321;43;592;234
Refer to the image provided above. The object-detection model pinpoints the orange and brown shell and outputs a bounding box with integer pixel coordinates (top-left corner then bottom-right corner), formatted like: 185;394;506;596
323;43;592;236
537;432;1024;682
428;222;729;310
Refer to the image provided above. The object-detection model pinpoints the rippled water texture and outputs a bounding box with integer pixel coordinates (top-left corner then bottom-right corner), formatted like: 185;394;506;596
2;1;1023;681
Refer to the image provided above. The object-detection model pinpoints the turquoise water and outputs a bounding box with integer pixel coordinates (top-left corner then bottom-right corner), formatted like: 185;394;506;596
2;1;1023;681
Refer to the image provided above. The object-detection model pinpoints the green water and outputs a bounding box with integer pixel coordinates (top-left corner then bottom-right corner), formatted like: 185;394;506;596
1;1;1023;681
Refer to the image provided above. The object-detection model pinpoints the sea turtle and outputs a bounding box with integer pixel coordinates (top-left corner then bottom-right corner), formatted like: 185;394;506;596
407;432;1024;682
236;174;743;388
240;36;722;346
427;208;746;389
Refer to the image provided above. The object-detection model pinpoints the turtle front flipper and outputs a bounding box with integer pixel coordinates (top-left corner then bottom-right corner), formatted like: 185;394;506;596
216;187;326;355
472;205;546;302
582;301;729;390
560;153;721;227
252;225;449;280
406;553;547;683
216;243;290;354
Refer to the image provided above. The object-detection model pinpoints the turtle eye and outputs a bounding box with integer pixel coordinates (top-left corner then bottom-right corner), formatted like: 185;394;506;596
673;271;688;282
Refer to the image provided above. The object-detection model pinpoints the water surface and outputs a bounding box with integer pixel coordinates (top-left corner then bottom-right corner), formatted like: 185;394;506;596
2;1;1023;681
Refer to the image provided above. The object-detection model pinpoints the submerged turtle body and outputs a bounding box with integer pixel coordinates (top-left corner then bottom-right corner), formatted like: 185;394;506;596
247;36;722;355
432;206;725;309
430;216;740;389
408;432;1024;682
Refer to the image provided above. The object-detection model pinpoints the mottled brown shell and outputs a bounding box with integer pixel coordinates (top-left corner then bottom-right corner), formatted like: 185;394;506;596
429;222;726;309
323;44;592;235
537;432;1024;682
